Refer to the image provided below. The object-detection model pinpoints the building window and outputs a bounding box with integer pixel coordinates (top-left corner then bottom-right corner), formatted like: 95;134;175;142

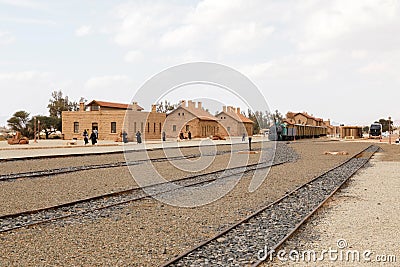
141;122;144;133
74;122;79;133
173;125;177;132
186;125;189;131
227;126;231;133
134;122;137;133
147;122;150;132
182;113;184;116
91;105;99;111
154;122;156;133
178;113;180;116
111;122;116;133
159;122;162;133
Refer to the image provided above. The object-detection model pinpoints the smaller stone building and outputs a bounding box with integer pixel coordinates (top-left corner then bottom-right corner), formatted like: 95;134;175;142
164;100;223;138
285;112;324;126
340;126;363;139
216;106;253;136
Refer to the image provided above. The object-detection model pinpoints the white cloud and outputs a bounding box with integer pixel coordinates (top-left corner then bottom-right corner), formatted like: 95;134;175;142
0;31;15;45
84;75;132;90
294;0;400;51
219;23;274;54
351;50;368;59
124;50;143;63
0;0;44;9
359;62;387;74
111;0;277;55
0;71;50;81
75;25;92;37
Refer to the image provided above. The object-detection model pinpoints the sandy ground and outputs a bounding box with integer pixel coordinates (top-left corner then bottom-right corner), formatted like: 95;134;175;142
0;136;262;159
0;141;370;266
263;144;400;266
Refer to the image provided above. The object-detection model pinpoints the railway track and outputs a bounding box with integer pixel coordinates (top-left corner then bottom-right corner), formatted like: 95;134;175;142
0;147;263;182
0;156;290;233
0;141;264;162
161;145;379;267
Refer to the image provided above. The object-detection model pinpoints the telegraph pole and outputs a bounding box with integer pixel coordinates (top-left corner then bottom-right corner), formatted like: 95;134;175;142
33;117;37;143
389;116;391;144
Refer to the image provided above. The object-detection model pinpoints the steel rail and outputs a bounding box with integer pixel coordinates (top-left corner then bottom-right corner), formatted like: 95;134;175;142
0;158;286;233
0;147;264;182
160;144;378;267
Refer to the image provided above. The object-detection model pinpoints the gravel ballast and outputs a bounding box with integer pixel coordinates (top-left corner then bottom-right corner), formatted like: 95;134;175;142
0;141;370;266
263;146;399;267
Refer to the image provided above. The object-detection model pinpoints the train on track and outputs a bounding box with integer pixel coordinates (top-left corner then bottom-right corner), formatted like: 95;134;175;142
268;123;327;141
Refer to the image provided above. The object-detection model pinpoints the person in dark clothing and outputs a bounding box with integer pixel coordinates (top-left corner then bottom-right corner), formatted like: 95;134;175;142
188;131;192;140
90;131;97;145
83;129;89;145
179;131;184;140
162;131;166;141
122;130;128;143
242;133;246;142
45;129;49;139
136;131;142;144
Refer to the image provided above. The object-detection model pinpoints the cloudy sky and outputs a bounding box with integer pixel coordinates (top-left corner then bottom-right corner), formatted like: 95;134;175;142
1;0;400;127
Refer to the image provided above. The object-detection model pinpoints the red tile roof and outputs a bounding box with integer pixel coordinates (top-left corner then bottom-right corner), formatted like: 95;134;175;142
216;111;254;124
177;105;218;121
86;100;143;110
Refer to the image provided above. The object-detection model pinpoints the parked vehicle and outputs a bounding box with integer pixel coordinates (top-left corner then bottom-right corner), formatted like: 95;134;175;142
369;123;382;139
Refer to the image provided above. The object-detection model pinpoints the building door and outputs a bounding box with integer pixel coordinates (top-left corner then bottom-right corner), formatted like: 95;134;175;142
92;123;98;131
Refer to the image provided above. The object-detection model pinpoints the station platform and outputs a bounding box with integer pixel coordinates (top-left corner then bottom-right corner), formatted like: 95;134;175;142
0;136;266;160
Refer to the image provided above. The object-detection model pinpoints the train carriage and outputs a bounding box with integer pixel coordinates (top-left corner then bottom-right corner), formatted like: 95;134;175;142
269;123;327;141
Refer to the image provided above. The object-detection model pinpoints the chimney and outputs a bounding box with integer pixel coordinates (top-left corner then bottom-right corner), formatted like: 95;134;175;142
180;100;186;107
223;106;227;112
79;102;85;112
151;104;157;113
188;100;195;109
236;107;240;114
228;106;234;112
197;102;202;109
132;102;139;111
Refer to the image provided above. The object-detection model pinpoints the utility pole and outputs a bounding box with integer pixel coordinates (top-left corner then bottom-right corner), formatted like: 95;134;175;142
34;117;37;143
389;116;391;144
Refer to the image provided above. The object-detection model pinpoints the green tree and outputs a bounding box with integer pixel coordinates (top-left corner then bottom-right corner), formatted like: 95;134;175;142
377;118;393;133
30;116;61;131
7;111;32;138
156;100;177;113
362;126;370;134
269;110;284;125
47;90;78;131
47;90;78;118
247;109;260;134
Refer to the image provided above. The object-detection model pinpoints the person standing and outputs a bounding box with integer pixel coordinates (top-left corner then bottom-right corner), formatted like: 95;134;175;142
122;130;128;143
188;130;192;140
83;129;89;145
90;131;97;145
93;128;98;139
136;131;142;144
162;131;166;142
242;133;246;142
